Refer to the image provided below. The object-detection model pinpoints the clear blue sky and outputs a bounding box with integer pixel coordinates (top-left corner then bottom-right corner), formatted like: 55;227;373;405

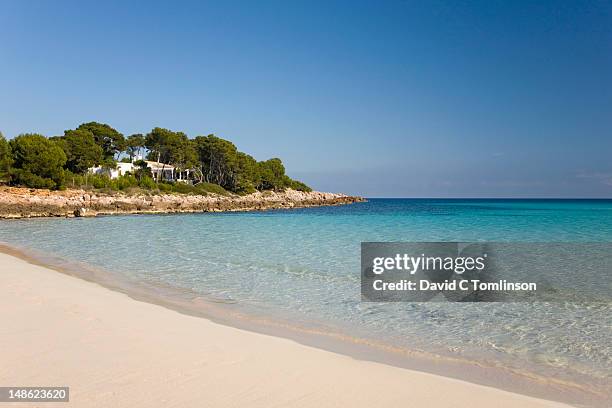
1;0;610;197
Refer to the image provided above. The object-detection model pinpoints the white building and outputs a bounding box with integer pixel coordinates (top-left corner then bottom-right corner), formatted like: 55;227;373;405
89;161;136;179
88;160;179;182
144;161;176;182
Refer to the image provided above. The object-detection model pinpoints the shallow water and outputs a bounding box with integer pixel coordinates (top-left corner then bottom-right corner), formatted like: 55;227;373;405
1;199;610;396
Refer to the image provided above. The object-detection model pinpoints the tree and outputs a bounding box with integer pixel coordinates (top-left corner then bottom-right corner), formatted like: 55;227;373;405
126;133;145;161
167;133;197;176
0;132;12;183
191;135;307;193
132;159;152;181
76;122;125;160
145;127;172;164
145;128;191;163
145;127;197;180
2;123;311;193
55;129;104;174
10;134;67;189
257;158;286;190
234;152;259;194
193;135;240;189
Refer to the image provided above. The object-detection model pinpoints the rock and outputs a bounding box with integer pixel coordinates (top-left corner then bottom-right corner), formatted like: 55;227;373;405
0;186;365;219
74;207;88;217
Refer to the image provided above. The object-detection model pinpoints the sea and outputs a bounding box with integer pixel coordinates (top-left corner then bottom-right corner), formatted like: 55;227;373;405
1;199;610;404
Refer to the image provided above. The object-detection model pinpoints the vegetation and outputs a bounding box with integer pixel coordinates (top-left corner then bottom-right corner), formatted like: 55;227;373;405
126;133;145;161
9;134;66;189
145;127;197;177
64;171;230;196
76;122;126;160
53;129;104;174
0;122;311;194
0;132;12;183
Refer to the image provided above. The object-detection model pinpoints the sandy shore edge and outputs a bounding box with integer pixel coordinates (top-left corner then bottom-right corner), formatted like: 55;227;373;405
0;250;577;408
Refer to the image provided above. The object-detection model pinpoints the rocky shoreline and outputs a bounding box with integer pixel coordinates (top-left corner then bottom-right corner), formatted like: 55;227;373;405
0;186;365;219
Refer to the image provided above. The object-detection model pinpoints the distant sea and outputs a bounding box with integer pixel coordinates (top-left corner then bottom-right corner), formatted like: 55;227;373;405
1;199;611;400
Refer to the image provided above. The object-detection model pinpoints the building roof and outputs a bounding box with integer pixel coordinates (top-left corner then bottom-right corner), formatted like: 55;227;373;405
145;161;175;171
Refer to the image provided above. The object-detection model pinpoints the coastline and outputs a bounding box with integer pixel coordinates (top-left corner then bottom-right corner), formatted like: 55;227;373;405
1;244;605;407
0;249;574;408
0;186;364;218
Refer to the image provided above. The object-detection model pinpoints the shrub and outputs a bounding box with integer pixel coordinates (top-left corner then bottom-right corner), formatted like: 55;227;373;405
287;178;312;192
193;182;229;196
11;169;56;189
90;174;110;189
112;174;139;190
138;176;156;189
157;182;173;192
65;170;85;188
170;182;194;194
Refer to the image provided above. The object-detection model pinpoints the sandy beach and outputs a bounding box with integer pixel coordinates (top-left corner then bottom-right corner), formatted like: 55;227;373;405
0;251;573;408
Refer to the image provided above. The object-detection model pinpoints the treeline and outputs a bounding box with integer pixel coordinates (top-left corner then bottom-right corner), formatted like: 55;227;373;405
0;122;311;194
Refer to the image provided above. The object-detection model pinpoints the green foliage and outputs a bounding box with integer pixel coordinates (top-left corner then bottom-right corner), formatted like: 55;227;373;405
145;128;197;174
64;170;85;188
12;171;57;189
158;181;229;196
10;133;66;189
90;174;110;189
126;133;145;160
0;132;12;183
111;174;139;190
166;182;194;194
157;182;173;192
54;129;104;174
193;182;230;195
193;135;240;189
65;171;149;192
285;177;312;192
132;160;152;181
64;171;106;190
138;176;156;189
62;170;228;196
234;152;259;194
191;135;311;194
257;158;286;190
76;122;126;160
4;123;311;194
193;135;270;194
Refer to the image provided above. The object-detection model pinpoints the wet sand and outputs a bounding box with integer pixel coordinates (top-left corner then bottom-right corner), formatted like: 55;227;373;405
0;250;576;408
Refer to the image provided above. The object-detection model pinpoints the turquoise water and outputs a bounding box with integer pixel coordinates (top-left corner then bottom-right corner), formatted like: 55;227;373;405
1;199;611;396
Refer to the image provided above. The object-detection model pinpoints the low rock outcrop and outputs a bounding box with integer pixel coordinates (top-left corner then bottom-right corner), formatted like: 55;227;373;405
0;187;364;219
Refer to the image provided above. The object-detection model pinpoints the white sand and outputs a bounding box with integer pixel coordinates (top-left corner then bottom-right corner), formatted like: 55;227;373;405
0;252;571;408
